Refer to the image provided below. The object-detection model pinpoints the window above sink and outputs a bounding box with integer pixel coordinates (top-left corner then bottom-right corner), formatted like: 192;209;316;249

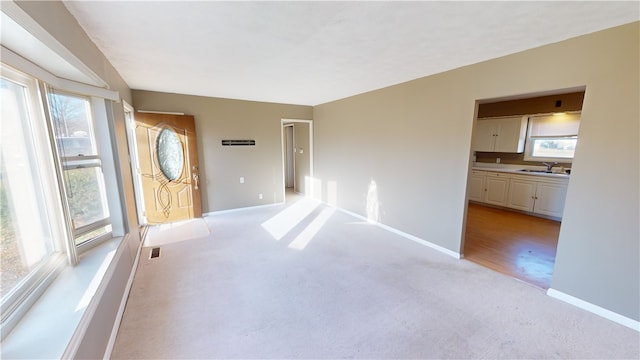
524;112;581;162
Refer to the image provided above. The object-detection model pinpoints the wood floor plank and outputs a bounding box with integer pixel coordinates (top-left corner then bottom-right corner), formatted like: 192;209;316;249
463;203;560;289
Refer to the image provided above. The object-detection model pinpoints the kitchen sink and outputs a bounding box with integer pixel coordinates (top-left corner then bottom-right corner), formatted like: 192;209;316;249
518;169;570;175
518;169;551;173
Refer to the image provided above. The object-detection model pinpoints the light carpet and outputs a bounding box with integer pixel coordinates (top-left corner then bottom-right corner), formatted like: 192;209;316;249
143;218;210;248
112;198;639;359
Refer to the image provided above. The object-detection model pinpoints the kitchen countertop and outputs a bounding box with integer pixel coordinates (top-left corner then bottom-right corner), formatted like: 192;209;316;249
472;163;570;179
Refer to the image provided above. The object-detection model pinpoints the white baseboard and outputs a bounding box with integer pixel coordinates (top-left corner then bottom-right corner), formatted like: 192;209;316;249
103;232;145;359
204;202;284;216
547;288;639;332
336;207;461;259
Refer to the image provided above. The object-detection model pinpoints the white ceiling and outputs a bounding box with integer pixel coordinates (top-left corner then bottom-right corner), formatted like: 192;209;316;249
63;1;639;106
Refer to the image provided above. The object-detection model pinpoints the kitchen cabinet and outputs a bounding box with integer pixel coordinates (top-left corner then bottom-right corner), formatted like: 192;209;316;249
468;170;510;206
484;172;510;206
533;181;568;218
473;116;528;153
468;171;485;202
507;178;537;211
507;174;568;218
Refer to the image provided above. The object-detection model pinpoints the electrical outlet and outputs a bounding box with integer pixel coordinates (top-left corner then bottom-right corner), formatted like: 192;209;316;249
496;157;501;164
258;193;263;199
240;177;244;184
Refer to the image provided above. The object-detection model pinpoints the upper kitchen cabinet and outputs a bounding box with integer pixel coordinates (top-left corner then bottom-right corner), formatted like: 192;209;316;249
473;116;528;153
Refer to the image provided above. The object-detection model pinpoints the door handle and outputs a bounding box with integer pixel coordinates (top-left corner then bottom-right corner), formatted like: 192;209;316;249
192;165;199;190
192;173;199;190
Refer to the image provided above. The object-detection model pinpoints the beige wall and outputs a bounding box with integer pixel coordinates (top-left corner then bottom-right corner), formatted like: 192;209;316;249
132;90;312;211
16;0;638;340
313;22;639;321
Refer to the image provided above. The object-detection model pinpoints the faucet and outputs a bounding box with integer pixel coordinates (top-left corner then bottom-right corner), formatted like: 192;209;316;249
542;162;558;173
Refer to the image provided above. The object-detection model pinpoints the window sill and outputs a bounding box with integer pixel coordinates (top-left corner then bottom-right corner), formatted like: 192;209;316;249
1;237;123;359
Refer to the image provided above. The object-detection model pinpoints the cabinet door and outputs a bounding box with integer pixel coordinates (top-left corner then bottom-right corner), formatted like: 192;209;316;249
507;179;536;211
468;173;485;202
473;119;497;152
534;182;568;218
485;174;509;206
494;116;528;153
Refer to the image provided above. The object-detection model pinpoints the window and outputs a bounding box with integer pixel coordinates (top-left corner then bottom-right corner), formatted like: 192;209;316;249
524;112;581;162
45;89;112;245
0;65;67;334
0;60;123;337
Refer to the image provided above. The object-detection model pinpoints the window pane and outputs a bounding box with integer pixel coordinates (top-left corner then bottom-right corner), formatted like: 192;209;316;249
75;225;112;245
48;90;111;245
1;77;54;298
48;92;97;157
65;166;109;229
531;138;577;159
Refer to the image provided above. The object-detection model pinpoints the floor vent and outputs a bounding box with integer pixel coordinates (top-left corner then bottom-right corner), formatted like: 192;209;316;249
150;247;161;259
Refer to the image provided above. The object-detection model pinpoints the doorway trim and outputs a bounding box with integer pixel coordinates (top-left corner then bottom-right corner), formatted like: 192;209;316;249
280;118;313;199
123;101;147;225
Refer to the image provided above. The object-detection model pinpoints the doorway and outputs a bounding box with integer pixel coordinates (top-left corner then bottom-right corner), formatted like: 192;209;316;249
284;124;294;189
281;119;313;201
462;90;584;289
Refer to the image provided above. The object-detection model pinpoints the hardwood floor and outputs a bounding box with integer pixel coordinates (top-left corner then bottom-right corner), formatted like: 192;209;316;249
463;202;560;289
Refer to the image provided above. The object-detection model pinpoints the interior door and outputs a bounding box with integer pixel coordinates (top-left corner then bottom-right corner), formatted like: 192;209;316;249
135;112;202;224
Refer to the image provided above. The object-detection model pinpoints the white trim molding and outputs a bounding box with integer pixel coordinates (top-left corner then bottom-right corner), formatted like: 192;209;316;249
103;232;144;359
204;202;285;216
547;288;640;332
336;207;462;259
1;46;119;101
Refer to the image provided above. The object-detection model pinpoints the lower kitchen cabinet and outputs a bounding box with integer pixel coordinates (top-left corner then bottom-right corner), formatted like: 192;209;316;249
507;174;568;218
469;170;569;220
533;181;568;218
468;170;510;207
507;178;537;211
468;172;485;202
484;173;510;206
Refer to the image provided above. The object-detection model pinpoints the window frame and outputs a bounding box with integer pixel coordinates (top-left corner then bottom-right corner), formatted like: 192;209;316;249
43;87;113;248
0;60;125;338
523;112;581;163
0;65;70;338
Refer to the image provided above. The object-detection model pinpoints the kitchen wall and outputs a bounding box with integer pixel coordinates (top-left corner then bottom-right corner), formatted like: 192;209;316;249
475;91;584;167
132;90;312;212
477;91;584;118
313;22;639;322
474;152;572;168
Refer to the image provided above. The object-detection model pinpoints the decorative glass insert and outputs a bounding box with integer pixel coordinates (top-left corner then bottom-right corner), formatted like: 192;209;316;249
157;128;184;181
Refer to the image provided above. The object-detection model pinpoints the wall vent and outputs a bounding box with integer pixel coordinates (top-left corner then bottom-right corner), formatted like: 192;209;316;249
150;247;161;259
222;139;255;146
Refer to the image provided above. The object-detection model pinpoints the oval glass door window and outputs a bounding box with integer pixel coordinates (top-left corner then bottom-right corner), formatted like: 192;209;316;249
157;128;184;181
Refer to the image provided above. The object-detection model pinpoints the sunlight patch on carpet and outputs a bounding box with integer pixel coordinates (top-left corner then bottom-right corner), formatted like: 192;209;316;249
144;218;210;247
